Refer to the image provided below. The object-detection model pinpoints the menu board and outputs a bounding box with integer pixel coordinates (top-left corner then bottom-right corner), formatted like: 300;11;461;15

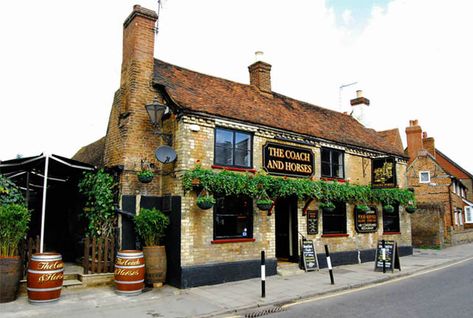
355;206;378;233
374;240;401;272
306;210;318;235
301;239;319;272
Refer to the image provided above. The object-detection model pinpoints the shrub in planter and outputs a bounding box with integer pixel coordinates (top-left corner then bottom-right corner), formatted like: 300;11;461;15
137;169;154;183
196;192;216;210
256;199;274;211
134;208;169;287
405;205;417;213
383;204;395;213
320;201;336;212
0;203;30;303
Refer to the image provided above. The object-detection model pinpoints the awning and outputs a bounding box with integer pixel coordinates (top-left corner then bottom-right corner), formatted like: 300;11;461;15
0;153;95;253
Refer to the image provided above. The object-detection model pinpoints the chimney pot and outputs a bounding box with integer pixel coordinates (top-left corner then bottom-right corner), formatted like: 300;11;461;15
356;90;363;98
255;51;264;62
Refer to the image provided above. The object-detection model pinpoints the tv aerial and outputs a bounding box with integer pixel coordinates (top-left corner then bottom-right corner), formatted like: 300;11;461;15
155;145;177;164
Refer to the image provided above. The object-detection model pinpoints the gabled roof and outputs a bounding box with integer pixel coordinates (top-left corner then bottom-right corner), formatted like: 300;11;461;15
153;59;405;157
435;149;473;180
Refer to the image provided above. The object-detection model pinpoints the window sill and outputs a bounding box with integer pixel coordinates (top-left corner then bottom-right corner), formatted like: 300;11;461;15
211;238;256;244
211;165;256;173
383;232;401;235
321;233;349;238
320;177;346;183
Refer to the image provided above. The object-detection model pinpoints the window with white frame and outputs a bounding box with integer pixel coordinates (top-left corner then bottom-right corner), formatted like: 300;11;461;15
465;206;473;224
419;171;430;183
459;209;463;225
454;208;459;225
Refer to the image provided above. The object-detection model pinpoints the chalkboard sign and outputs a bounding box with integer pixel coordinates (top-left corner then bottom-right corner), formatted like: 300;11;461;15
355;206;378;233
374;240;401;272
306;210;318;235
301;239;319;272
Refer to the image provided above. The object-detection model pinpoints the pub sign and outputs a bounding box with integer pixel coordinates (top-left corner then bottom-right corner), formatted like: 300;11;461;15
372;157;396;188
263;142;314;178
355;206;378;233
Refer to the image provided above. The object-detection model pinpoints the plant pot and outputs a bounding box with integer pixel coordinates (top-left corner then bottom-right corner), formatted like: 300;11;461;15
383;205;395;213
256;202;273;211
405;206;416;213
323;207;336;213
143;246;166;287
0;256;22;303
138;174;153;183
197;200;214;210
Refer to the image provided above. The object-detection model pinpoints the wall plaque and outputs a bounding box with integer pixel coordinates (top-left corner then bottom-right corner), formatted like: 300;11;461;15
372;157;397;188
262;142;314;178
355;206;378;233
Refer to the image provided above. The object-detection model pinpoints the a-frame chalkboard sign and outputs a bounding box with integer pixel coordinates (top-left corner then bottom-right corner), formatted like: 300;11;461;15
374;240;401;272
301;239;319;271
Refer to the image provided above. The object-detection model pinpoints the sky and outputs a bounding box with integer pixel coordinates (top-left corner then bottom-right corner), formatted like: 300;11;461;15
1;0;472;173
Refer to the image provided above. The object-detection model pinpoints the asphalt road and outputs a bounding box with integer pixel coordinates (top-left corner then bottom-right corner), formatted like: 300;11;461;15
264;258;473;318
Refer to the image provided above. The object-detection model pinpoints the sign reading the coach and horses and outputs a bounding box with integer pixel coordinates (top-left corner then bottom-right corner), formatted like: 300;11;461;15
372;157;397;188
355;206;378;233
263;142;314;178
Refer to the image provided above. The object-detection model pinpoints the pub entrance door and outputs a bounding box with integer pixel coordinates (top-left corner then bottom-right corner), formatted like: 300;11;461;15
275;196;299;262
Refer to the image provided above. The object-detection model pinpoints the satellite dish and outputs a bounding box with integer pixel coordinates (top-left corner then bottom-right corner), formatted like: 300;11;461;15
155;145;177;164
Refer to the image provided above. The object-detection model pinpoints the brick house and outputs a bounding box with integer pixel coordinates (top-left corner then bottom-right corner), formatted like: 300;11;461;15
75;5;415;288
405;120;473;248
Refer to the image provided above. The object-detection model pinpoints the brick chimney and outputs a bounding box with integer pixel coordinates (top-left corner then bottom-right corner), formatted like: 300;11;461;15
405;119;423;163
248;51;272;95
422;132;436;158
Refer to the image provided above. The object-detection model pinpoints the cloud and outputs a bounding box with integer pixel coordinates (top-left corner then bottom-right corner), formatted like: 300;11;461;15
341;9;354;25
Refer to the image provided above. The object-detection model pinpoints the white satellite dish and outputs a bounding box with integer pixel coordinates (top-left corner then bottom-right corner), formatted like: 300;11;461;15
155;145;177;164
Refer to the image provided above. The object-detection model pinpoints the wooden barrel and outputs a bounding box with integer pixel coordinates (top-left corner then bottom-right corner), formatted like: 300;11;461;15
143;246;166;287
114;250;145;295
27;253;64;303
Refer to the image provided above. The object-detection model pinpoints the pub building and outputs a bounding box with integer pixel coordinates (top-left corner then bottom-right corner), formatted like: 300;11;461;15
74;5;413;288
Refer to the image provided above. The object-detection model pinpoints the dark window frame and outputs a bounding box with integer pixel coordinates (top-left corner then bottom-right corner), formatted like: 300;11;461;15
213;194;254;240
214;127;253;169
322;201;347;234
321;147;345;179
383;204;400;233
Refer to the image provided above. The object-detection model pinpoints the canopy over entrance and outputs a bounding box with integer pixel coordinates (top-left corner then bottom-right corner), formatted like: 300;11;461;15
0;154;95;255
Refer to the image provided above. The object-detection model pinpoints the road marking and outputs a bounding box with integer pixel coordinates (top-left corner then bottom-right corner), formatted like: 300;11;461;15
283;256;473;309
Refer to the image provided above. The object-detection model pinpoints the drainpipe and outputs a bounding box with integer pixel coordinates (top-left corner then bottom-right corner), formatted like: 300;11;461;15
447;178;454;244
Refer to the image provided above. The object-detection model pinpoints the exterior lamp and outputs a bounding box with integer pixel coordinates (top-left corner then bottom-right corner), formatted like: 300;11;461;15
145;97;172;145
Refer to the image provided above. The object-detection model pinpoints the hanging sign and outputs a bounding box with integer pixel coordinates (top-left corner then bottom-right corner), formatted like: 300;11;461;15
306;210;318;235
301;239;319;272
355;206;378;233
372;157;397;188
262;142;314;178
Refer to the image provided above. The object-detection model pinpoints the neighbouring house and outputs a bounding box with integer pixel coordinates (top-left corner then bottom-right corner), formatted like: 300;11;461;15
405;120;473;248
75;5;415;288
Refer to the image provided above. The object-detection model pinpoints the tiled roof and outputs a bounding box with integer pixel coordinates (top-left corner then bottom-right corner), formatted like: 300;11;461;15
377;129;404;154
72;136;105;168
154;59;405;157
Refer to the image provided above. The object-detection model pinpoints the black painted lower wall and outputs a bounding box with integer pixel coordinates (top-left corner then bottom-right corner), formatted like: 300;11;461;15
178;258;278;289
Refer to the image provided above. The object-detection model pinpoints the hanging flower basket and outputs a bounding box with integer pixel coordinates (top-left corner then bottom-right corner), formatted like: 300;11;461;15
383;204;395;213
196;191;215;210
256;199;273;211
137;170;154;183
320;201;336;213
356;204;370;212
405;205;417;214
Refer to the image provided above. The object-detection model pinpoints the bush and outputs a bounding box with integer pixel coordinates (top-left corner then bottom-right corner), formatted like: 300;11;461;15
0;174;25;206
134;208;169;246
0;204;30;256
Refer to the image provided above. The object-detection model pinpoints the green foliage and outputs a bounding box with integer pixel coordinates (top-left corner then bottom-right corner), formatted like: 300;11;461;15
0;204;30;256
0;174;25;206
196;193;216;205
256;199;273;205
319;201;336;210
137;169;154;179
134;208;169;246
182;167;416;207
356;204;370;212
78;169;116;239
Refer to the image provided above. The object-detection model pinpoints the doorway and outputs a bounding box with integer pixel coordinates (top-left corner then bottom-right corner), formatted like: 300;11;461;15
275;196;299;262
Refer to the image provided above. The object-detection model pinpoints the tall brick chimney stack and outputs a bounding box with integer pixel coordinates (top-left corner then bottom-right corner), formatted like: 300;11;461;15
248;51;272;95
423;132;436;158
405;119;423;163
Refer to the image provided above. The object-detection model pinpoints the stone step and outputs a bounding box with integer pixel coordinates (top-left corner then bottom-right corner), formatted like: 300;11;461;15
277;262;304;276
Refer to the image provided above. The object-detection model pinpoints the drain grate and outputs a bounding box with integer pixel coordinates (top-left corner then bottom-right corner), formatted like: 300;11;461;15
244;306;286;318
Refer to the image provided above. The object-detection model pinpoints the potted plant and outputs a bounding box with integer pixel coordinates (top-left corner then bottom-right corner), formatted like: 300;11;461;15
356;204;370;212
137;169;154;183
383;204;395;213
256;199;274;211
405;205;417;213
0;204;30;303
320;201;336;213
196;191;216;210
134;208;169;287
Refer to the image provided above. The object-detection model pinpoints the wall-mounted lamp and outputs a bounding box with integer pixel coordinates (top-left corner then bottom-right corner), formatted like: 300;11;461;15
145;97;172;145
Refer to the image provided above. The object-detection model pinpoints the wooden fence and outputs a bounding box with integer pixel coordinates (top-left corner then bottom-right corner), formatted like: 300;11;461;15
83;236;116;274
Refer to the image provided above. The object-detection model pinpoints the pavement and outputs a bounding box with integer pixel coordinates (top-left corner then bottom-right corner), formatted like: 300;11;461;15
2;243;473;318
